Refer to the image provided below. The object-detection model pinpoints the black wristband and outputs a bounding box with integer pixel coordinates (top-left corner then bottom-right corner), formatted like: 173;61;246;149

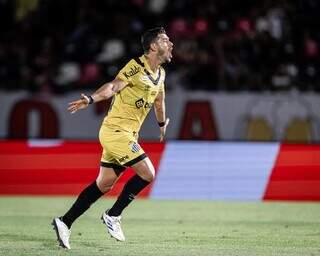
88;95;94;104
158;121;166;127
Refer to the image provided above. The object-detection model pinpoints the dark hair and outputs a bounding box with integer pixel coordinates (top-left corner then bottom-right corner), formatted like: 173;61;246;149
141;27;166;53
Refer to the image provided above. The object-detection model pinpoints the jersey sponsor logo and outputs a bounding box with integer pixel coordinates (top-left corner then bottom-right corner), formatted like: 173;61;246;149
128;141;140;153
135;98;145;108
119;155;129;163
135;98;153;109
123;65;140;79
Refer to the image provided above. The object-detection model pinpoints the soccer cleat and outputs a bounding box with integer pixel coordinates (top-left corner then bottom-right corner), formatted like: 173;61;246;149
101;211;125;242
52;217;71;249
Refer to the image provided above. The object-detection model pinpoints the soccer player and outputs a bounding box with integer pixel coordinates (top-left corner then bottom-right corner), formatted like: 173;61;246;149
52;27;173;249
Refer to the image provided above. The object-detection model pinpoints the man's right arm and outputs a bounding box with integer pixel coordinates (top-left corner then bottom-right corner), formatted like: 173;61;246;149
90;77;127;102
68;77;127;114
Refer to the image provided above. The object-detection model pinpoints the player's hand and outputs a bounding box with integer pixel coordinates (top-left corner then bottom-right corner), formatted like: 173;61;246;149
159;118;170;142
68;93;90;114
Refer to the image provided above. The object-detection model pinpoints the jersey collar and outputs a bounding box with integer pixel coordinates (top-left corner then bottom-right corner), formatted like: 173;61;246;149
138;55;161;86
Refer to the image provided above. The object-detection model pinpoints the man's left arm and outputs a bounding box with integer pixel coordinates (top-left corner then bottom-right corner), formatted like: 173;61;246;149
154;91;169;142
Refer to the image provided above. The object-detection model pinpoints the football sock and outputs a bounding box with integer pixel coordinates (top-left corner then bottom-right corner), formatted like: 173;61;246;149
108;175;150;217
61;181;104;229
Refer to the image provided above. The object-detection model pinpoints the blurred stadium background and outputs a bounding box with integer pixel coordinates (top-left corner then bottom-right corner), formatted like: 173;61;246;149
0;1;320;255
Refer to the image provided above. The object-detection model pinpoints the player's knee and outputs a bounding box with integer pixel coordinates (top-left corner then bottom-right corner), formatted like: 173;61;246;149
97;183;112;193
96;179;114;193
141;168;155;182
96;167;118;193
132;157;155;182
145;173;154;182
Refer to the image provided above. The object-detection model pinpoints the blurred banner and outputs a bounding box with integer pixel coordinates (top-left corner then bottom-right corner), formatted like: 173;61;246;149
1;91;320;142
1;140;320;201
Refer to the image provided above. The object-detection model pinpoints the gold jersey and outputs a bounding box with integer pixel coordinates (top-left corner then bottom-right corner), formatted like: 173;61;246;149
102;55;165;133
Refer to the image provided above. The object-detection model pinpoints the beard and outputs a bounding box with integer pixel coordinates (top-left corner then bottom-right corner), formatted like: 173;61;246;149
158;48;172;63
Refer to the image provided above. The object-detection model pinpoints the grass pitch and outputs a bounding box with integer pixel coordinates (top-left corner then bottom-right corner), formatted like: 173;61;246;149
0;197;319;256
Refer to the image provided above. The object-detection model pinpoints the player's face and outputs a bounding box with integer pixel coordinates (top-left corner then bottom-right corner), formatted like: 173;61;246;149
155;33;173;63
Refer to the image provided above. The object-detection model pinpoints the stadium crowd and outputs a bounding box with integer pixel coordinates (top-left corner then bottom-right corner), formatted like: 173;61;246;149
0;0;319;93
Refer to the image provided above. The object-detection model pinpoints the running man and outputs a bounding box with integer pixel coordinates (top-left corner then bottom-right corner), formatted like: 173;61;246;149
52;27;173;249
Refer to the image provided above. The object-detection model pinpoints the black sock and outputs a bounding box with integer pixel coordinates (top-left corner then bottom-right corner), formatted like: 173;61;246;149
61;181;104;228
108;175;150;217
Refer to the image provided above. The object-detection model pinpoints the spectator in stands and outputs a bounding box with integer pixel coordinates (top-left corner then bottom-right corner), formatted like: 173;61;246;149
0;0;319;92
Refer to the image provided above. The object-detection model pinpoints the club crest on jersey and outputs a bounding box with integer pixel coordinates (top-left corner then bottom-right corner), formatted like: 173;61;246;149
128;141;140;153
123;65;140;79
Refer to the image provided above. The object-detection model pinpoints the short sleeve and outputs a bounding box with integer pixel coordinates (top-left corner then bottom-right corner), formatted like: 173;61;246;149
116;59;141;84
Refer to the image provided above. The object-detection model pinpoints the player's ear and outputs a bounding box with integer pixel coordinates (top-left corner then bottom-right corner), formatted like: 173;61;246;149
150;42;157;52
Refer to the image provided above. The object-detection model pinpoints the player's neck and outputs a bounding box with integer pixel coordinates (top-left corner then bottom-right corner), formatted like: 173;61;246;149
144;53;161;72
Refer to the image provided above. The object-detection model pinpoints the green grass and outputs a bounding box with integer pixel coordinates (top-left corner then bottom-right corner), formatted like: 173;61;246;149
0;197;319;256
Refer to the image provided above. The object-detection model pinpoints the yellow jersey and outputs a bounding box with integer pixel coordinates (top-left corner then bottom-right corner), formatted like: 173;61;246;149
102;55;165;133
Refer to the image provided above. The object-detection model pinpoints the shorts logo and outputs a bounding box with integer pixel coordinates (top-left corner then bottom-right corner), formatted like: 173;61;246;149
129;141;140;153
119;155;129;163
